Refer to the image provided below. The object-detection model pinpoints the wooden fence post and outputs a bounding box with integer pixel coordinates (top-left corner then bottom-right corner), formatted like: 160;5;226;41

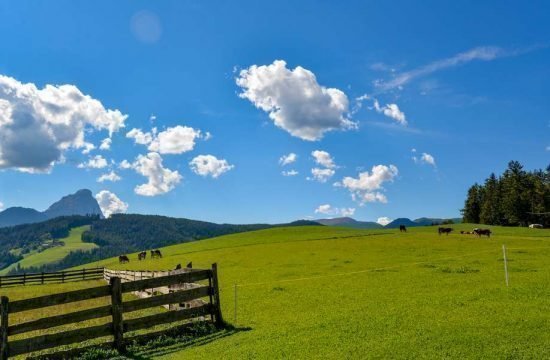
110;277;125;353
0;296;9;360
41;272;44;285
211;263;223;327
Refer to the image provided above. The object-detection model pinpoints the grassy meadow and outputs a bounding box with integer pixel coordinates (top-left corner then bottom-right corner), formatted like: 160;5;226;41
0;225;98;275
0;224;548;359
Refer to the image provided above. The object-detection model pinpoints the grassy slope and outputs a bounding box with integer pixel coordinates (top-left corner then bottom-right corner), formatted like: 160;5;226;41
1;224;549;359
0;225;97;275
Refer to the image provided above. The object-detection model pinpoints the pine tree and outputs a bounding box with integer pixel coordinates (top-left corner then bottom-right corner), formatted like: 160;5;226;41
500;161;530;226
480;173;502;225
462;184;483;224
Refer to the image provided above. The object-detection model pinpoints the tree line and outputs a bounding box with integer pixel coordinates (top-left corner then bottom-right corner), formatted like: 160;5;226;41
462;161;549;227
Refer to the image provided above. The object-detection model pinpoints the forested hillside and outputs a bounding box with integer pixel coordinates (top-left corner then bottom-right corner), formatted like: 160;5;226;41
4;214;318;274
462;161;549;227
0;215;98;270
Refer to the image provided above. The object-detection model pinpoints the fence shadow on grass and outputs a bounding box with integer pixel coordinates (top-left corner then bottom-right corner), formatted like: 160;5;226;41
125;326;252;360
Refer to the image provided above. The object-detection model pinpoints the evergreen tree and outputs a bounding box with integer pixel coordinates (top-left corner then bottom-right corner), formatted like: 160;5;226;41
500;161;530;226
480;173;502;225
462;183;483;223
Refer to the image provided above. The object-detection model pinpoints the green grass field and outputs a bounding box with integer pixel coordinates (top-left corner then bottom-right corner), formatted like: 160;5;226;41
0;225;98;275
1;224;549;359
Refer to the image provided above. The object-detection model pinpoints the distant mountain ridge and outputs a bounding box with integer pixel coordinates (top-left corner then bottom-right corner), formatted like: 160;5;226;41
315;217;383;229
315;216;461;229
0;189;103;228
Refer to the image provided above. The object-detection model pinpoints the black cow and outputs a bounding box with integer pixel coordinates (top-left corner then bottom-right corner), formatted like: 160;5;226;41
119;255;130;264
438;227;453;235
399;225;407;232
473;228;492;237
138;251;146;261
151;249;163;258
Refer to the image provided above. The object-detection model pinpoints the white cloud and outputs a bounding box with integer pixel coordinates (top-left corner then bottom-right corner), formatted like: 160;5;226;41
413;151;436;167
545;145;550;151
133;152;182;196
78;155;108;169
126;125;205;154
189;155;234;178
0;201;4;211
314;204;355;217
126;128;154;145
421;152;436;166
376;216;392;226
0;75;127;172
341;165;398;205
81;142;95;154
149;126;202;154
97;170;121;183
236;60;357;141
312;150;336;168
279;153;297;166
99;138;112;150
95;190;128;218
376;46;520;91
373;100;407;125
119;159;132;169
310;168;335;183
282;169;299;176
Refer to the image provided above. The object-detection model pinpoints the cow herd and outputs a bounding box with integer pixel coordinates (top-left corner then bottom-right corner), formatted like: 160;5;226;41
119;249;163;264
438;227;492;237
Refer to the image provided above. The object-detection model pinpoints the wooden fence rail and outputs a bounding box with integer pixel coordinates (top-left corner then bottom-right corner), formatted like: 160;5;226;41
0;264;222;359
0;268;104;288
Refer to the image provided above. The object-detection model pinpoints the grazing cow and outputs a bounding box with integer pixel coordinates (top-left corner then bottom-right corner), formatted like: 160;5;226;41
151;249;163;258
438;227;453;235
186;261;192;269
399;225;407;232
138;251;146;261
119;255;129;264
473;228;492;237
174;263;182;270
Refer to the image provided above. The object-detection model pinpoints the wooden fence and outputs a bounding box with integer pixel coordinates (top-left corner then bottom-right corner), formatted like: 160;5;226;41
0;268;104;288
0;264;222;359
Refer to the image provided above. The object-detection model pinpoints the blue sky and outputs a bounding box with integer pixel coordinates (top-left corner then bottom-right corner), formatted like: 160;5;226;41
0;0;548;224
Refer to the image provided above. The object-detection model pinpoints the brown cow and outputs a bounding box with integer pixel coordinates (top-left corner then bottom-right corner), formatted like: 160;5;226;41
138;251;146;261
119;255;129;264
438;227;453;235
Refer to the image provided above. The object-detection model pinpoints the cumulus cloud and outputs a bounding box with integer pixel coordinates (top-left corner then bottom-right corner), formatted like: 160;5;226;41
236;60;356;141
376;216;392;226
341;165;398;204
279;153;297;166
126;125;205;154
97;170;121;183
81;142;95;154
412;151;436;167
189;155;234;178
373;100;407;125
99;138;112;151
95;190;128;218
78;155;108;169
0;74;127;172
119;159;132;169
133;152;182;196
310;168;335;183
312;150;336;168
126;128;154;145
282;169;299;176
314;204;355;217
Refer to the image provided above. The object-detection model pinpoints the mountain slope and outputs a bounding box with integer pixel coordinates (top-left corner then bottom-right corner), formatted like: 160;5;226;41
0;189;103;228
43;189;103;219
0;207;47;227
385;218;419;228
315;217;383;229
